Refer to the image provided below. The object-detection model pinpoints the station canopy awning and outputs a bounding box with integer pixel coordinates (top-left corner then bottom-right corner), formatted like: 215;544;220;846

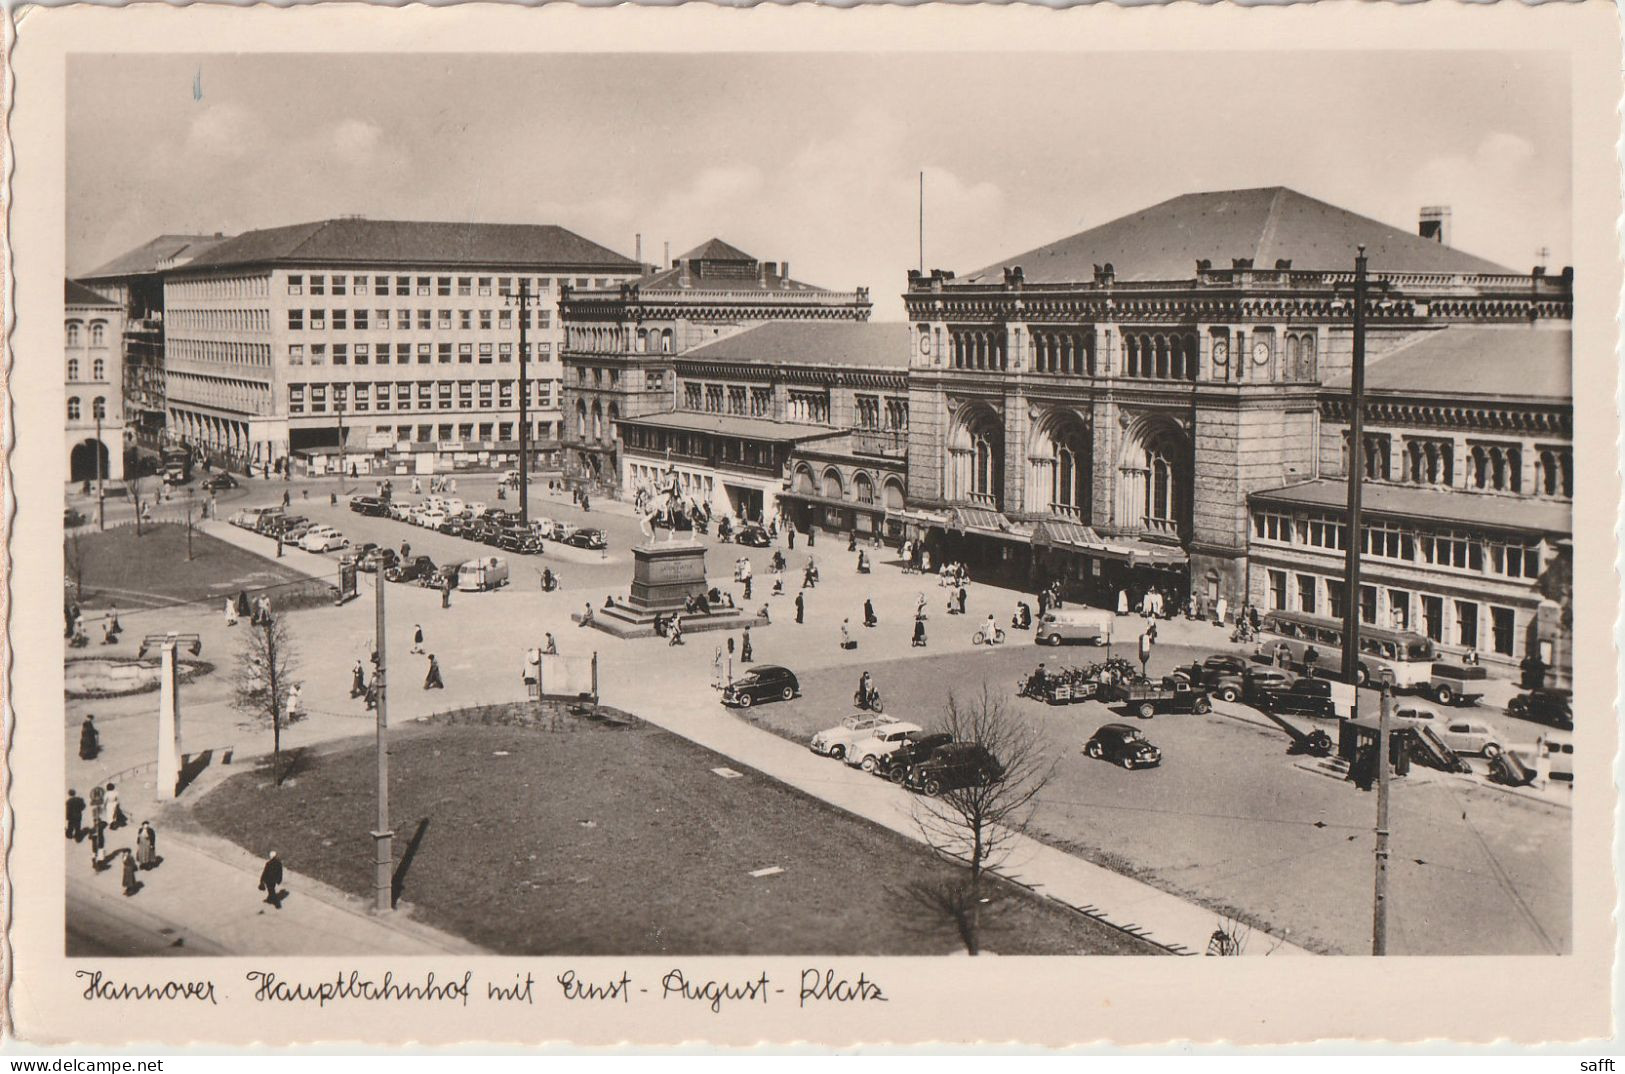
947;506;1033;542
1031;518;1189;566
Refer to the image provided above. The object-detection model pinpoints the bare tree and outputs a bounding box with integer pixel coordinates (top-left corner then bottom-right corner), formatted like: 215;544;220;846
64;529;88;604
905;686;1054;954
232;614;305;786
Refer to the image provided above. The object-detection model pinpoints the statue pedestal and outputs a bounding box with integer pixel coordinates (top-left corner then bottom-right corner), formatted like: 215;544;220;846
629;541;709;610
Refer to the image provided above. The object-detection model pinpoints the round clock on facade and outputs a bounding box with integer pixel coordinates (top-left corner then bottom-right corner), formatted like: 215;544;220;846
1253;340;1271;365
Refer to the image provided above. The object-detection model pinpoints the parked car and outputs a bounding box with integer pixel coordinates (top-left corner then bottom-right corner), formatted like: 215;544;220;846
845;722;926;772
1084;723;1163;769
358;546;399;573
1239;667;1295;706
436;516;466;537
1423;661;1488;706
905;743;1004;796
1507;687;1573;730
497;530;544;555
563;528;607;550
876;732;955;783
721;664;801;709
388;500;415;521
416;508;447;529
384;554;437;584
809;713;896;757
1103;675;1212;718
1436;718;1504;757
443;498;466;517
1035;607;1115;646
457;556;510;591
348;494;386;515
260;512;302;536
735;524;772;548
1174;655;1253;700
301;527;350;553
283;519;317;542
466;502;487;518
203;473;239;491
1254;676;1335;718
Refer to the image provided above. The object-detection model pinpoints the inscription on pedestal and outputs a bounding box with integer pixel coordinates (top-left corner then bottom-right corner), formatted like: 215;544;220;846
630;542;709;609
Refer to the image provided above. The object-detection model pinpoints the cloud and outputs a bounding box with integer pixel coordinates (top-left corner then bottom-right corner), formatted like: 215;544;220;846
182;102;260;161
1399;130;1563;269
329;119;384;166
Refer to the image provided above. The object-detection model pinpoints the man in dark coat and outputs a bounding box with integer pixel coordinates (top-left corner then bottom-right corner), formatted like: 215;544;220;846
424;654;445;690
259;851;285;908
66;789;85;840
794;592;805;625
78;715;100;761
740;628;753;664
864;598;877;628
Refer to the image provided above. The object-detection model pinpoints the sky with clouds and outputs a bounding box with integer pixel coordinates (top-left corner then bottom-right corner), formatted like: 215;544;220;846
68;51;1570;320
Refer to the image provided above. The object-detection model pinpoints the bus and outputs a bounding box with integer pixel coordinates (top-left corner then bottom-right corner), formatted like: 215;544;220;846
1253;609;1438;690
161;445;193;486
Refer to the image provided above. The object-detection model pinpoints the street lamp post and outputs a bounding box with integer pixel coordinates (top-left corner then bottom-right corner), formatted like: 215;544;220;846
371;572;393;913
506;280;534;526
337;403;347;494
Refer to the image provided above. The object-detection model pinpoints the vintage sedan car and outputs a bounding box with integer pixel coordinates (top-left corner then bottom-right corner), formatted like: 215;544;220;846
497;529;544;555
904;743;1004;796
735;524;772;548
202;473;239;491
415;508;447;530
1507;687;1573;730
876;732;955;782
300;527;350;553
1436;718;1504;757
809;713;898;759
436;516;466;537
845;721;926;772
357;546;399;574
1254;676;1336;718
720;664;800;709
563;528;607;550
1239;667;1295;706
388;500;416;521
1084;723;1163;769
384;554;437;584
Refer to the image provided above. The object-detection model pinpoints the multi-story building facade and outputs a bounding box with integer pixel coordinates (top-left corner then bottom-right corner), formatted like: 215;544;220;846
78;233;235;449
613;320;910;529
159;218;641;474
66;280;126;482
1247;324;1571;675
558;239;872;493
900;186;1572;618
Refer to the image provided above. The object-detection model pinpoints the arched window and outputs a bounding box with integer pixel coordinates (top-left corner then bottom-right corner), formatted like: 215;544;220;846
1142;429;1185;530
854;472;874;504
67;397;80;421
591;401;603;441
67;358;79;381
794;465;816;495
822;468;845;500
660;329;674;354
575;400;588;439
884;479;906;511
91;322;106;346
92;358;105;381
607;402;619;441
636;330;648;354
92;396;107;420
66;322;81;346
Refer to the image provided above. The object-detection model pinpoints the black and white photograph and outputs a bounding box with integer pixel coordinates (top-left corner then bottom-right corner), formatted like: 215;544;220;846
9;1;1621;1049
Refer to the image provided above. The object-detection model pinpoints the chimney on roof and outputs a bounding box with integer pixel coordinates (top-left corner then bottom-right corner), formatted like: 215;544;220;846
635;233;643;263
780;262;790;288
1419;206;1452;246
664;241;671;268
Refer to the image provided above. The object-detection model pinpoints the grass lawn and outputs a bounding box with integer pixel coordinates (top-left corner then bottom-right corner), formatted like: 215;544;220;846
67;523;316;610
188;705;1164;956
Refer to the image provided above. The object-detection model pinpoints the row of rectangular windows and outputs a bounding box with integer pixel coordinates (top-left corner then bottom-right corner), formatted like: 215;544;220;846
288;380;552;415
287;342;552;366
285;275;610;297
1252;510;1544;580
1262;568;1523;656
363;422;553;444
286;308;552;331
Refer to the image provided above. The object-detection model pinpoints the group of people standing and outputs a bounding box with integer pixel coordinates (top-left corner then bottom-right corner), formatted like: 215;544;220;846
67;782;156;897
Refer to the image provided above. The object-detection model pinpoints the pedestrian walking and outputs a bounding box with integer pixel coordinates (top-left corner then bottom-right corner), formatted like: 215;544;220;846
795;591;805;624
259;851;285;908
740;628;753;664
424;654;445;690
88;820;107;871
1117;589;1129;616
282;490;291;508
286;684;304;721
121;849;141;896
108;604;121;636
104;783;124;830
543;632;558;655
441;577;453;609
957;586;968;616
863;598;877;628
135;821;157;869
225;597;239;627
912;617;928;648
668;615;684;646
788;528;796;550
78;714;99;757
743;576;753;601
1214;596;1228;626
840;619;852;649
411;624;425;654
351;659;368;698
66;789;85;841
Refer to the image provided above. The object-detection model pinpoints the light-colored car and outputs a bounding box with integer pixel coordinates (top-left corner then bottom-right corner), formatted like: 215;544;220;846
389;500;415;521
416;508;447;529
300;527;349;553
810;714;903;761
443;498;466;517
1390;701;1443;729
846;722;926;772
1436;718;1503;757
467;502;487;518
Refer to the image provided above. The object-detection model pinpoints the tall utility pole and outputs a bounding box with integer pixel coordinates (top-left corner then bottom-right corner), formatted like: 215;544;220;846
370;574;393;913
94;412;106;530
1374;685;1392;954
508;280;534;526
336;403;347;493
1340;245;1369;690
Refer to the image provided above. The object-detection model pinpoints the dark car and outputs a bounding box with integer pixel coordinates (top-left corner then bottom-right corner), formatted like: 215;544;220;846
735;524;772;548
564;528;608;550
65;506;88;528
1239;666;1295;705
203;473;240;491
1255;676;1335;718
905;743;1004;796
497;530;544;555
384;554;437;584
721;665;800;708
1174;655;1261;703
263;514;308;538
348;494;387;515
876;732;955;783
436;516;466;537
1084;723;1163;770
1507;687;1573;730
357;546;399;574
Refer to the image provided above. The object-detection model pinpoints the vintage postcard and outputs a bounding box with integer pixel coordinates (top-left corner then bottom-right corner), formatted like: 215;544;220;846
6;1;1620;1048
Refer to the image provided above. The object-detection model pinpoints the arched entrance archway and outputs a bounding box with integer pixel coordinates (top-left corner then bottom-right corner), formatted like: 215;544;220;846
947;403;1004;509
1026;409;1091;519
1117;416;1190;540
70;438;109;483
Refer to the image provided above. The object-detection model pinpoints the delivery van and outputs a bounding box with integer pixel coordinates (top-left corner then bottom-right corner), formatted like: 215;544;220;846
1036;607;1115;646
457;556;511;592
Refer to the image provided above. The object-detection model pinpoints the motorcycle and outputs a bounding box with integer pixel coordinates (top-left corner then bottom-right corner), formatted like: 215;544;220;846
854;686;885;713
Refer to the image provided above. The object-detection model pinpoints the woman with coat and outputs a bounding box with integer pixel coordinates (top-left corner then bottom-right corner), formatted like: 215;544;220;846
135;821;157;869
120;849;140;896
78;715;100;760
